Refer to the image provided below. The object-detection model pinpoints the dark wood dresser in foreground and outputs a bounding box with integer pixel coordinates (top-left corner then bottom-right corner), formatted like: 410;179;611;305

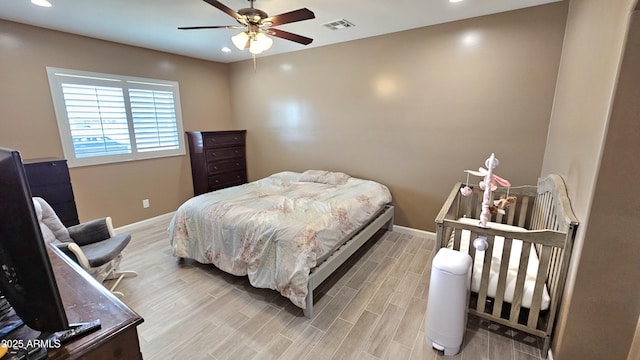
23;158;79;227
5;246;144;359
186;130;247;196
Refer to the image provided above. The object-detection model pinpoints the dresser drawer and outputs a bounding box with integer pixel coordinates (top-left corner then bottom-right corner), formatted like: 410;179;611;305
203;132;245;148
29;183;74;205
24;160;71;186
207;159;245;174
208;170;247;190
205;146;244;162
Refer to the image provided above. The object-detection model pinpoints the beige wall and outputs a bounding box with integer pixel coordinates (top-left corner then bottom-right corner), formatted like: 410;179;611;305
0;20;233;227
541;0;639;359
229;3;568;231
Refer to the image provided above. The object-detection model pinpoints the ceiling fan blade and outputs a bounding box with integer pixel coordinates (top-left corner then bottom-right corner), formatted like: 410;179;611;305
202;0;242;20
178;25;244;30
268;28;313;45
264;8;315;27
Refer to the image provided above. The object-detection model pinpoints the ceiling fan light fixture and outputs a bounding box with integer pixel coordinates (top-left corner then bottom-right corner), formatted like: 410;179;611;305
232;31;250;50
255;32;273;50
249;41;263;55
248;32;273;54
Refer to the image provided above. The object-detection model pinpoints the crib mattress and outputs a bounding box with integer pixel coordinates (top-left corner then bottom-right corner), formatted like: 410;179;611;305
448;217;550;310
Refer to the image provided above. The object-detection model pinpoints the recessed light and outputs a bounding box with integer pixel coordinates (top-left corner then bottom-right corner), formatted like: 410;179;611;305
31;0;52;7
221;47;231;53
450;0;464;3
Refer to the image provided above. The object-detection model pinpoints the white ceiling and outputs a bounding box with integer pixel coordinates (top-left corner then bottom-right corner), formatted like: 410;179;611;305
0;0;561;63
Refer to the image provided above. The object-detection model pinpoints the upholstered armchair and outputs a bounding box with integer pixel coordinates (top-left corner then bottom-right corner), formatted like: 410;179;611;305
33;197;137;296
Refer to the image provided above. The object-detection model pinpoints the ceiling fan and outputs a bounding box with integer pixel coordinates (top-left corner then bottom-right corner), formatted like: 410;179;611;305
179;0;315;55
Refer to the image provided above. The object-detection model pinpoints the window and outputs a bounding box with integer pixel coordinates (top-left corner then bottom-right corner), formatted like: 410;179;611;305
46;67;185;167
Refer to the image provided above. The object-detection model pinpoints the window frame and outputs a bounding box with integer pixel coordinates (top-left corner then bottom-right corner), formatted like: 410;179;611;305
46;67;186;168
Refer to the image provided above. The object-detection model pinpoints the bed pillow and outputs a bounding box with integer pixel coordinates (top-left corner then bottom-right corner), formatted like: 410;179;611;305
299;170;351;185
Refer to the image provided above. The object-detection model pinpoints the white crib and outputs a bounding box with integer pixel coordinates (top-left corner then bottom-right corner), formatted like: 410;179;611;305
435;174;578;356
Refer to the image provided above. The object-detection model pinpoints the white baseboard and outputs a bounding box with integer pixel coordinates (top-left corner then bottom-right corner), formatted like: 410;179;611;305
547;349;554;360
392;225;436;240
114;211;175;234
115;213;437;244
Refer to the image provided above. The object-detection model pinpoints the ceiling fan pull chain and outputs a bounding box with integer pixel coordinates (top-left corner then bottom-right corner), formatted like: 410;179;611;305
253;54;257;73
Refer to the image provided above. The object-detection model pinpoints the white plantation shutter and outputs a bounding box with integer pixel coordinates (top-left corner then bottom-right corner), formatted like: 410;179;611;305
60;83;131;158
129;88;179;152
47;68;185;167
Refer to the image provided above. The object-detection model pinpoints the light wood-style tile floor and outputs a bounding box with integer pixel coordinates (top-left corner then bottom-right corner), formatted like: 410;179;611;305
109;215;547;360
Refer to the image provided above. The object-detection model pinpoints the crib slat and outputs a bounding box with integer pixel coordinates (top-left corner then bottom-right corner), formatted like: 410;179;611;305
528;246;553;329
506;200;516;225
468;231;477;252
492;237;513;318
476;235;494;313
541;193;552;228
531;193;544;229
469;232;477;267
517;196;530;228
547;247;561;293
537;192;553;230
543;193;554;229
453;227;462;250
510;241;531;323
530;194;543;230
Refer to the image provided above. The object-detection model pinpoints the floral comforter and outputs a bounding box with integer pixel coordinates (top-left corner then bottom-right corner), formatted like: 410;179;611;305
168;171;392;309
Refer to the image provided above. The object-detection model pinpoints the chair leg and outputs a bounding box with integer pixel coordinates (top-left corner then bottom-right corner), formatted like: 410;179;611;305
106;270;138;280
107;270;138;296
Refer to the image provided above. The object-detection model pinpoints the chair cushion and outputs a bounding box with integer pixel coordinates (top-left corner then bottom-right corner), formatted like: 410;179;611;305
68;218;113;246
80;233;131;267
32;197;73;244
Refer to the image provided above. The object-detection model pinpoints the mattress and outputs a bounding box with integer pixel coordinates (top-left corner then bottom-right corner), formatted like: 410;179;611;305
448;217;550;310
168;171;392;309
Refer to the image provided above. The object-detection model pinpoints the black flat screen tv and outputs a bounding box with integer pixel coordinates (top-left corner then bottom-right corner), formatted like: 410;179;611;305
0;147;69;335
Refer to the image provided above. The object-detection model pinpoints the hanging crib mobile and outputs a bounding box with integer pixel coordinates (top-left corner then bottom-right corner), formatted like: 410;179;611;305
461;153;514;251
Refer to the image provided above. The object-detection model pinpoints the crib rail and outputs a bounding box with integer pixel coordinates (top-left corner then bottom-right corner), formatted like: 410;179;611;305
435;174;578;357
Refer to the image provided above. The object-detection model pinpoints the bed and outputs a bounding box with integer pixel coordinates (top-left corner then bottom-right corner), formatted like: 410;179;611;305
168;170;394;318
435;174;578;356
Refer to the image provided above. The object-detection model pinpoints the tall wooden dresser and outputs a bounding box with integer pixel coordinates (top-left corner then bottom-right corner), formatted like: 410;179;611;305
23;158;80;227
186;130;247;196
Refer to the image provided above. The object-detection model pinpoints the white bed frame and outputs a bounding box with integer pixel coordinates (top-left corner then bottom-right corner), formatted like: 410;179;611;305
304;205;394;318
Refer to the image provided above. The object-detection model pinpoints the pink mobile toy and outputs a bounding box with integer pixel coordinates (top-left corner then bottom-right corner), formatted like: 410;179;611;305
462;153;511;250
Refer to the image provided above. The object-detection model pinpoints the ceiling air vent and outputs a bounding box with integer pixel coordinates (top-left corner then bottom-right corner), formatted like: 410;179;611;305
323;19;355;30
